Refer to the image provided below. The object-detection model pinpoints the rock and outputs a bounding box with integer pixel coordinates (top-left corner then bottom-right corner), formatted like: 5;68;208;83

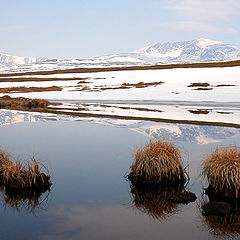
167;191;197;204
202;201;232;215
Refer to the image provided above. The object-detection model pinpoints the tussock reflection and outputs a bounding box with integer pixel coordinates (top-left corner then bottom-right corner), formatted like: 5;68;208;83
0;185;50;214
130;183;184;221
200;194;240;240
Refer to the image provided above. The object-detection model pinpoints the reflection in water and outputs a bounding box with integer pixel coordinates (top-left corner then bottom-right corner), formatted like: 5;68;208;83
133;123;240;145
0;185;50;214
1;110;240;146
200;195;240;240
130;183;184;221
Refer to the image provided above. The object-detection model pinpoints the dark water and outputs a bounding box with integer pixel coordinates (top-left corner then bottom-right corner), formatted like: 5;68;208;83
0;116;240;240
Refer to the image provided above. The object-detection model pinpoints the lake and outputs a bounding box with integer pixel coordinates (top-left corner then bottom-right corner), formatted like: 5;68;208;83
0;110;239;240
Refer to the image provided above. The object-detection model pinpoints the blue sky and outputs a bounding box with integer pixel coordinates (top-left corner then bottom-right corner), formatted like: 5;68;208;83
1;0;240;59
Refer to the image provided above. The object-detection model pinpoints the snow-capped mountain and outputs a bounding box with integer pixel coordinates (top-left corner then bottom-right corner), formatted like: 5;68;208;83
0;52;37;68
133;123;240;145
133;38;240;63
1;38;240;73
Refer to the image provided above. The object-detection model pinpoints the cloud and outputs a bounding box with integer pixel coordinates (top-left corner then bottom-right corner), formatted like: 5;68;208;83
0;25;28;31
163;0;240;20
159;21;238;34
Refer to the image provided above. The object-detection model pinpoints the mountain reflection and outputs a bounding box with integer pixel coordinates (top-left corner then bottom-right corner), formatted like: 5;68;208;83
133;123;240;145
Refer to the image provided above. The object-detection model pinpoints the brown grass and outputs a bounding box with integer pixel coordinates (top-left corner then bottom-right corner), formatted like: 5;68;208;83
216;84;236;87
0;77;88;82
0;86;62;93
202;146;240;198
0;150;51;189
129;140;186;184
188;109;210;115
188;82;210;87
194;87;213;91
0;95;51;110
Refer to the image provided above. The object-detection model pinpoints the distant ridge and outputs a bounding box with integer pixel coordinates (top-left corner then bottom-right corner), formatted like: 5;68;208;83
1;38;240;73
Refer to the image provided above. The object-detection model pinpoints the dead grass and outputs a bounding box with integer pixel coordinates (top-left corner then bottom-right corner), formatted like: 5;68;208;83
202;146;240;198
74;81;164;92
0;86;62;93
216;84;236;87
0;150;51;189
0;95;51;110
188;82;210;87
0;77;89;82
188;109;210;115
194;87;213;91
129;140;186;184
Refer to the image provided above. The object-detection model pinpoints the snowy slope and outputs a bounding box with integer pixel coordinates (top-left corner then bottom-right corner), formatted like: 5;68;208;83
0;52;37;68
133;38;240;62
1;38;240;73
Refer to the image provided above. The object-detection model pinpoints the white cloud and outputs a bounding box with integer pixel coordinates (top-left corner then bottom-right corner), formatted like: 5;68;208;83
159;21;238;34
163;0;240;20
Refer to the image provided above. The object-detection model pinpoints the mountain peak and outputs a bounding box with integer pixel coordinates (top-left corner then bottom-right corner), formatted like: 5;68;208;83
192;38;224;48
132;38;240;62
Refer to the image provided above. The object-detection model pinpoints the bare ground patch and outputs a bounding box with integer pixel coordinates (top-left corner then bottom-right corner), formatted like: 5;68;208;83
0;86;62;93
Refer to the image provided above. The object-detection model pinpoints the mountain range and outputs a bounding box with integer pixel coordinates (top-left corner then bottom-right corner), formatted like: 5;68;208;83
1;38;240;71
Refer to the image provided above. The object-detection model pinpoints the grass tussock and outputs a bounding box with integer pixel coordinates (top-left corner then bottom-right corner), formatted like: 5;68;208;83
129;140;186;184
0;95;51;110
0;150;51;189
202;146;240;198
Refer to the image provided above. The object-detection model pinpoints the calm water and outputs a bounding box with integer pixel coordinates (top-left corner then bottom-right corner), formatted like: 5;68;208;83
0;112;240;240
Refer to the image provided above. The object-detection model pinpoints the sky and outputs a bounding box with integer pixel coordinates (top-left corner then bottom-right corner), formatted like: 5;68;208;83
0;0;240;59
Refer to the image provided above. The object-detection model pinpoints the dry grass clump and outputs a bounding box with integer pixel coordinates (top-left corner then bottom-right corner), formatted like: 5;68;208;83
0;95;50;110
129;140;186;184
0;150;51;189
202;146;240;198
